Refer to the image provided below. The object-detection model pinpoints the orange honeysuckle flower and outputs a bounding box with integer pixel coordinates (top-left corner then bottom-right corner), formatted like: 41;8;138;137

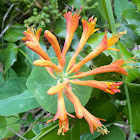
82;107;109;134
66;17;99;72
22;27;42;46
25;41;51;61
61;10;81;58
33;59;62;73
64;85;83;119
47;79;69;95
47;91;75;135
68;30;127;74
70;80;123;95
71;59;129;78
44;30;65;67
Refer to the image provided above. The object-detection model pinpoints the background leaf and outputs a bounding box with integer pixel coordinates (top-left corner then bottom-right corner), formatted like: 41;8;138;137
0;89;40;116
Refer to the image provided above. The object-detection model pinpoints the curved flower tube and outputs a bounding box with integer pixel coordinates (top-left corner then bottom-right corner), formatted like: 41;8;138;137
68;30;127;74
82;107;109;134
44;30;65;67
66;17;99;72
71;59;128;78
62;10;81;58
70;80;123;95
64;85;83;119
33;59;62;73
47;91;75;135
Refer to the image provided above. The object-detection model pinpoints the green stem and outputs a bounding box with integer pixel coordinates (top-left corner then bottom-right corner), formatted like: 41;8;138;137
101;0;133;140
18;48;33;66
19;110;46;140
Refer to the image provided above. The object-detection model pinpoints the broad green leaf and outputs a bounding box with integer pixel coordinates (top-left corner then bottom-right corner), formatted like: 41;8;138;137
123;83;140;134
0;43;18;73
114;0;135;20
27;57;93;114
122;9;140;36
0;90;40;116
3;25;25;42
132;0;140;11
81;132;101;140
0;116;20;139
47;46;56;57
96;125;126;140
86;93;123;124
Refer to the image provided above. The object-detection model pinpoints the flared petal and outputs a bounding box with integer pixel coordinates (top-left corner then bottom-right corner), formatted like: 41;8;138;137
44;30;64;67
82;107;109;134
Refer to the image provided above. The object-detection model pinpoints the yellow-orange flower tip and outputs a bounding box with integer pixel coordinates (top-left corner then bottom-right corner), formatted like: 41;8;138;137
44;30;64;67
65;85;84;119
22;27;42;45
70;80;123;95
107;29;127;51
105;82;123;95
47;79;69;95
82;107;109;135
33;60;62;72
81;17;99;36
25;41;51;61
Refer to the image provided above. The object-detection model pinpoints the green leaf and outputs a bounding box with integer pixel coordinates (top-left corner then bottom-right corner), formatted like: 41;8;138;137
122;9;140;36
96;125;126;140
0;76;27;100
54;17;66;38
123;83;140;134
0;43;18;73
0;90;40;116
132;0;140;12
0;116;20;139
3;25;25;42
85;94;123;124
81;132;101;140
114;0;135;20
26;57;93;114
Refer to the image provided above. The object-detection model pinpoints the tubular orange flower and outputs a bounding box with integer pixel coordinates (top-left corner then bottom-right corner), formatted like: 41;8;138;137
61;10;81;58
25;41;51;61
47;91;75;135
82;107;109;134
22;27;42;46
70;80;123;95
64;85;83;119
47;79;69;95
71;59;128;78
68;30;127;74
33;59;62;72
66;17;99;72
44;30;64;67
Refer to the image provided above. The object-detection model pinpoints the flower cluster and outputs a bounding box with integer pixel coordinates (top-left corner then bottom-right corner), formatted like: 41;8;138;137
22;9;127;135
